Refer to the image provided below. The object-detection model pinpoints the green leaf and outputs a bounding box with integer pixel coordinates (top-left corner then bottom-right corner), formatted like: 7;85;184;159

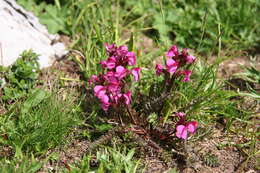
125;149;135;162
94;124;113;132
21;89;48;114
127;33;135;52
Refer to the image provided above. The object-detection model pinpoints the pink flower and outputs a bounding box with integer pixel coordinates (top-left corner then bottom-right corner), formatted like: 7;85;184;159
100;60;107;68
106;56;117;69
180;48;196;64
107;82;120;93
176;112;186;117
94;85;111;111
103;73;121;93
131;67;141;81
166;45;179;58
101;100;110;111
186;54;196;64
186;121;198;133
116;45;128;58
155;64;164;76
94;43;141;110
176;125;188;139
100;57;117;70
123;91;132;105
112;93;122;104
100;94;110;105
180;70;192;82
126;52;136;66
166;59;178;74
104;43;137;67
118;45;128;51
103;71;115;80
88;75;98;85
105;43;116;56
94;85;106;98
115;66;127;79
176;121;198;139
105;43;115;50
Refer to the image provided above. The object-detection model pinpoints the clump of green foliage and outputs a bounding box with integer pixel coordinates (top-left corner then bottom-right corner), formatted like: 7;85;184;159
1;50;40;101
0;88;82;157
0;50;83;172
67;147;142;173
95;148;140;173
0;155;42;173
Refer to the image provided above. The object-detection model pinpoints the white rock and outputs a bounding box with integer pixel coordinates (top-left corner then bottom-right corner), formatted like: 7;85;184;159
0;0;68;68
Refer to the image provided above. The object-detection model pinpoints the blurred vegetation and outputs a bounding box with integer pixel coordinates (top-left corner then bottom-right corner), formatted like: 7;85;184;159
17;0;260;54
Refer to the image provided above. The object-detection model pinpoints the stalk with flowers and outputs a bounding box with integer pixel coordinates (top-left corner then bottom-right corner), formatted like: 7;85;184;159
88;43;198;154
154;45;197;140
88;43;141;123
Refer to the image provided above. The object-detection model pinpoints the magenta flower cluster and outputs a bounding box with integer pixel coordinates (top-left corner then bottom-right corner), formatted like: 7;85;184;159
89;43;198;140
175;112;198;139
155;45;196;82
89;43;141;111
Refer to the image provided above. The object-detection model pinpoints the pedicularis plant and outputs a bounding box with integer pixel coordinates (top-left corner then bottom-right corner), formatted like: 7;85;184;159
89;43;140;111
89;44;197;140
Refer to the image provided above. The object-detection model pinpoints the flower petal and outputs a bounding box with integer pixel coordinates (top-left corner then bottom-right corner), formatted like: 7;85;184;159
94;85;105;96
182;70;192;82
186;54;195;64
155;64;164;76
126;52;136;66
123;91;132;105
166;59;178;74
186;121;198;134
88;75;98;85
176;125;188;139
106;57;116;69
166;45;179;58
115;66;127;79
176;112;186;117
131;67;141;81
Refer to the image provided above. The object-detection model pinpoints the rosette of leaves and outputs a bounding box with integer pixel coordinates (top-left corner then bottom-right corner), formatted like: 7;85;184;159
202;153;220;167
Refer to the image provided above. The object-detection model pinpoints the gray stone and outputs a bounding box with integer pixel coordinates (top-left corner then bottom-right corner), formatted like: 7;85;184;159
0;0;67;68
